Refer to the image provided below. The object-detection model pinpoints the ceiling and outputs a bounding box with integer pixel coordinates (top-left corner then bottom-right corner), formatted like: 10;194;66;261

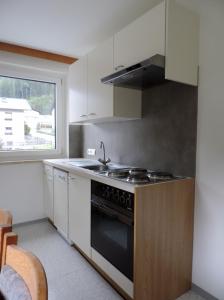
0;0;161;58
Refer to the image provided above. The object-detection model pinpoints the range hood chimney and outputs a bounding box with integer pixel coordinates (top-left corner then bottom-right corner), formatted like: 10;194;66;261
101;54;166;90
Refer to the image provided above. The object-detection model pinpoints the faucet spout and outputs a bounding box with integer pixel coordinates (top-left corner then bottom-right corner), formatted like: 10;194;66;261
100;141;106;162
98;141;111;165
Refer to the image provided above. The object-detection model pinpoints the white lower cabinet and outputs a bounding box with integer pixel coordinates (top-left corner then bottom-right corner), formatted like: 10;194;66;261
53;169;68;239
68;174;91;257
43;165;54;222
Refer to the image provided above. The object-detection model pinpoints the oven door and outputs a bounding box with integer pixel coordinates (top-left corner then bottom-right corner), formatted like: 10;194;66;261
91;199;133;281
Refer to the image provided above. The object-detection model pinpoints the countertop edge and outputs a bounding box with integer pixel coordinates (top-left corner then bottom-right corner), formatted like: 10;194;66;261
43;159;194;193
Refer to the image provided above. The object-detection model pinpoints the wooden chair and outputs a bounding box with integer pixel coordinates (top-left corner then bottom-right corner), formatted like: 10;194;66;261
0;209;12;269
0;209;12;226
1;232;48;300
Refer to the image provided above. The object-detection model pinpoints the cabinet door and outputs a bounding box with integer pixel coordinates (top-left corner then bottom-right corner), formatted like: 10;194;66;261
43;165;54;222
68;174;91;257
87;37;114;119
114;1;165;71
53;169;68;238
165;0;199;86
68;56;88;123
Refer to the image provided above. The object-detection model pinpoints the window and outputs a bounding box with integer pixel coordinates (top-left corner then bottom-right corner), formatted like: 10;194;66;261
0;75;57;151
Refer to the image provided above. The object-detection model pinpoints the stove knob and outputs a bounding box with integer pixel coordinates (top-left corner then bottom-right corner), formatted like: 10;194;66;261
101;186;107;198
105;187;111;200
126;195;133;210
111;190;117;203
119;192;126;207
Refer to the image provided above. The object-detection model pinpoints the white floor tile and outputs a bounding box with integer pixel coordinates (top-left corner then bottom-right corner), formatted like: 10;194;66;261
176;291;206;300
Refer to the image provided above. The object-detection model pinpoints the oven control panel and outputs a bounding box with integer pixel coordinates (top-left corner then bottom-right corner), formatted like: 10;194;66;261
91;180;134;212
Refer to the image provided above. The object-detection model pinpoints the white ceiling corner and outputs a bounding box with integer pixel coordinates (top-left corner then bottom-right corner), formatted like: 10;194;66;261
0;0;161;58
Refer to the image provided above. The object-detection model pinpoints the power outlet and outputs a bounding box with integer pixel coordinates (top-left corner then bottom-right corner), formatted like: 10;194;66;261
87;148;96;156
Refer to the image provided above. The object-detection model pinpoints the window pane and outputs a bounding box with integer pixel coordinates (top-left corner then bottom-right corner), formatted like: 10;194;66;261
0;75;56;151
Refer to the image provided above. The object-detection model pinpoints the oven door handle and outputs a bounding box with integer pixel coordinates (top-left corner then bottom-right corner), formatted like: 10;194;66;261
93;203;119;220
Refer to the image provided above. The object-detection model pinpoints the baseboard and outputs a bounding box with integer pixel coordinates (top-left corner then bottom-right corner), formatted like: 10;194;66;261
13;218;48;228
56;227;73;245
192;284;219;300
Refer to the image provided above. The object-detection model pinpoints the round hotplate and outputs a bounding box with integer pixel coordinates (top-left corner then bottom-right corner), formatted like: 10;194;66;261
126;175;150;184
128;168;148;176
106;169;130;179
148;171;173;181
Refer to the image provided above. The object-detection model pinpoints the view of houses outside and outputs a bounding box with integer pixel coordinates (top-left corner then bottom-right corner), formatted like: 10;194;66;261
0;76;56;151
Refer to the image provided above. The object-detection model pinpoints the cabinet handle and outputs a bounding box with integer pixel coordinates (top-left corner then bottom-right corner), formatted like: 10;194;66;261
80;114;87;117
58;175;66;181
115;65;125;71
88;113;96;116
69;177;76;181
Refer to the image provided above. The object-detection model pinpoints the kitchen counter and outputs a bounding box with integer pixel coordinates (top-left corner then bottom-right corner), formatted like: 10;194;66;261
44;158;136;192
43;158;188;193
43;158;195;300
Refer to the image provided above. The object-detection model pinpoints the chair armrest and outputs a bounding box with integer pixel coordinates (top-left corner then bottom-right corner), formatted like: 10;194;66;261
0;210;12;226
1;232;18;266
0;226;12;269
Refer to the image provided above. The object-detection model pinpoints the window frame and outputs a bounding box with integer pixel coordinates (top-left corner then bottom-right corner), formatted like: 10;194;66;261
0;64;66;160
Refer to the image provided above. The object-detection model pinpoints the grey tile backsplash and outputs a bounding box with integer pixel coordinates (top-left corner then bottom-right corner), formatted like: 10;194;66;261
69;81;198;177
69;125;82;158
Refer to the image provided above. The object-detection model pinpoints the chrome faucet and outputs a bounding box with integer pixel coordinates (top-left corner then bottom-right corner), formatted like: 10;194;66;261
98;141;111;165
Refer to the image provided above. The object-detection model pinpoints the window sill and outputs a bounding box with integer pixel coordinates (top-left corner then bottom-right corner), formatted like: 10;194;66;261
0;159;42;165
0;149;67;164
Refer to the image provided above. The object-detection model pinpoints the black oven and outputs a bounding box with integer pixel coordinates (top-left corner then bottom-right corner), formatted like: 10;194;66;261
91;180;134;281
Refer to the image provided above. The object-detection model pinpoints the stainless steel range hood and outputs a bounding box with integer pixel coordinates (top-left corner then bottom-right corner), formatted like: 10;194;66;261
101;54;166;90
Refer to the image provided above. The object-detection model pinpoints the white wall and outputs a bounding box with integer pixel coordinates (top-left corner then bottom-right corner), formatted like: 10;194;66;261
179;1;224;299
0;53;69;224
0;162;45;224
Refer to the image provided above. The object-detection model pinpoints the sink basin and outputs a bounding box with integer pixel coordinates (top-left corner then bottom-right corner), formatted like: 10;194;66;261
82;164;123;172
82;165;111;172
64;159;130;173
64;159;101;167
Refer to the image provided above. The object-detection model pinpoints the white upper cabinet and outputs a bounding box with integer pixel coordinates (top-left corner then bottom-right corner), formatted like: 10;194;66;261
69;38;142;123
114;1;166;72
165;0;199;86
68;0;199;123
87;37;114;119
87;37;141;122
114;0;199;86
68;56;88;123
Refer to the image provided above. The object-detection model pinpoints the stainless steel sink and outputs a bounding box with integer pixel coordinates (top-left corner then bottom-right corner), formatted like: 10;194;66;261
64;159;130;173
82;164;115;172
64;159;100;167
